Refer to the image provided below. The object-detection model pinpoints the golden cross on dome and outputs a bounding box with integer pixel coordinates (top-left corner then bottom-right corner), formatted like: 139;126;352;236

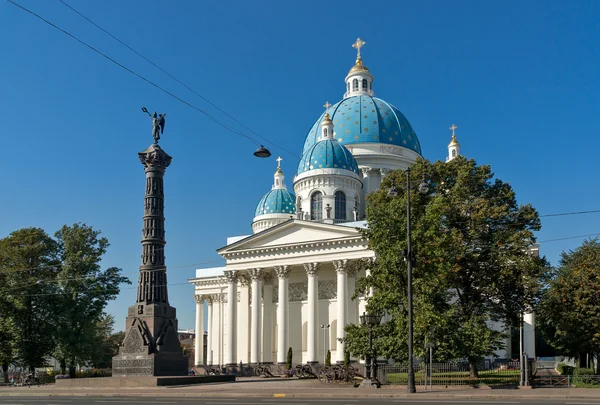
352;38;366;59
276;156;282;168
323;101;331;111
450;124;458;136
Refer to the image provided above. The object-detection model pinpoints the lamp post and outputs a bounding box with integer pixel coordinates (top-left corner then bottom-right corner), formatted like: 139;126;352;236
388;167;428;394
320;324;330;364
360;311;383;388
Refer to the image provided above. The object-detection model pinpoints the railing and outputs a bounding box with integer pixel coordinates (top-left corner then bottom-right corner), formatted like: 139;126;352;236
532;375;600;388
378;361;522;386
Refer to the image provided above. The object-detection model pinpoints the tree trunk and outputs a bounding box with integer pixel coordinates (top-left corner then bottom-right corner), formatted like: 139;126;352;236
2;363;8;384
60;359;66;375
69;364;76;378
469;362;479;378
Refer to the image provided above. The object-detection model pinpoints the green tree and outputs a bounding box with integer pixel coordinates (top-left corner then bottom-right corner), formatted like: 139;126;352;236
345;157;549;376
52;223;130;376
325;350;331;366
538;239;600;371
0;228;60;373
87;315;125;369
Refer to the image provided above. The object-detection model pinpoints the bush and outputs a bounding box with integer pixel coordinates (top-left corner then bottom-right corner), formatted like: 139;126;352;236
286;347;293;370
574;368;595;376
557;363;575;375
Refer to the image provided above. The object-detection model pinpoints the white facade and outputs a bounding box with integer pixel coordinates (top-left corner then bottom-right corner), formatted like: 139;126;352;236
188;39;533;368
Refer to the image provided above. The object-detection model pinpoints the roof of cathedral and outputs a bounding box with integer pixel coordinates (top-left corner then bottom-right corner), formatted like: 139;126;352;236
301;95;421;155
254;188;296;217
297;138;359;176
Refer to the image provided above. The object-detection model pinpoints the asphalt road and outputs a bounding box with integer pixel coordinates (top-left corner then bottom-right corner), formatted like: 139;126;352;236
1;398;600;405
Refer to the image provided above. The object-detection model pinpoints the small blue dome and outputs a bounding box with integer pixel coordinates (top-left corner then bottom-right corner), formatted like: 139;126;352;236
297;139;359;176
254;188;296;217
301;95;421;155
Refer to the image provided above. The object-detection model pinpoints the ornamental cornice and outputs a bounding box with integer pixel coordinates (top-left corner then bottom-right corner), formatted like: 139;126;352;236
220;236;368;260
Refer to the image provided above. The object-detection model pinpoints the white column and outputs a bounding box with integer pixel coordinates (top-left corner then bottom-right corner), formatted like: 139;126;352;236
524;311;536;359
304;262;320;363
207;295;214;365
194;294;205;366
249;268;263;364
275;265;291;364
224;270;237;365
333;260;348;363
262;272;274;363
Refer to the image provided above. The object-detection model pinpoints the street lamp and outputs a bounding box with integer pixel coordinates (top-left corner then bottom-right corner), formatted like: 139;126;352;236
360;311;382;388
388;167;428;394
320;324;330;364
253;145;272;158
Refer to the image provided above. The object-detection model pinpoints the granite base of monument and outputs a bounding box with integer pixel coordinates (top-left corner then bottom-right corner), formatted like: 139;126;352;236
55;375;235;388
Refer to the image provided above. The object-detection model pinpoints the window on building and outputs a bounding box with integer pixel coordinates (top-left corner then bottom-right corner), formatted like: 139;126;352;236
452;149;456;157
335;191;346;221
323;128;328;137
352;79;358;91
347;82;350;93
362;79;368;90
311;191;323;220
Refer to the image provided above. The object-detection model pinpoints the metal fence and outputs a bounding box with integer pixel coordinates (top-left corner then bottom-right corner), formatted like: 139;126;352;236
532;374;600;388
377;361;524;387
0;372;55;386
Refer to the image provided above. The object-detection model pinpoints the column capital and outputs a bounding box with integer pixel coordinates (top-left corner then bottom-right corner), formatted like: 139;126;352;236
223;270;238;283
248;268;263;281
333;259;349;274
360;167;372;179
274;265;291;279
380;168;391;177
194;294;205;304
303;262;320;277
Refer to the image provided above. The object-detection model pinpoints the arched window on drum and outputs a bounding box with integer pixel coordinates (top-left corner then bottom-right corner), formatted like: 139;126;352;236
311;191;323;221
335;191;346;221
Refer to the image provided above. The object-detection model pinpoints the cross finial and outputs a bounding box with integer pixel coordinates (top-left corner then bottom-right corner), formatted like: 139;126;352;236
352;38;366;60
276;156;282;168
323;101;331;111
450;124;458;136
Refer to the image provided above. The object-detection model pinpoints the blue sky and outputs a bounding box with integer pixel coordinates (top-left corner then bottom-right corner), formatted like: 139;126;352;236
1;0;599;331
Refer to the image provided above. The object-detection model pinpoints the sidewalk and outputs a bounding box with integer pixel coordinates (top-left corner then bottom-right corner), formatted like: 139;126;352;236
2;377;600;399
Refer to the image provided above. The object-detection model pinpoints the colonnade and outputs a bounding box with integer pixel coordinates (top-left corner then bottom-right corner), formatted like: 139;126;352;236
194;259;364;366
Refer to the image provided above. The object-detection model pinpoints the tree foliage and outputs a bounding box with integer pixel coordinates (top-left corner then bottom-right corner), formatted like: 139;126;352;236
0;228;59;372
538;239;600;367
345;157;549;374
52;223;130;375
0;224;128;374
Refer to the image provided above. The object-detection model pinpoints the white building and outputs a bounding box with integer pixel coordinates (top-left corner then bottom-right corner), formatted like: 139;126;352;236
188;39;502;369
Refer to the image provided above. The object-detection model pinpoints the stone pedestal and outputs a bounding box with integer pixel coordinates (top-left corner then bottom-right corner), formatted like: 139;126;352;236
113;142;187;377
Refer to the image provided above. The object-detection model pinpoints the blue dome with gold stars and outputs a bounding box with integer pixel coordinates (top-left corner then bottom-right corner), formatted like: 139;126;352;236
297;139;359;176
254;188;296;217
301;95;421;155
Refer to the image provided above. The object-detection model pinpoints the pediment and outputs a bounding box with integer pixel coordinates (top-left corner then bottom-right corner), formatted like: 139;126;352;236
218;220;364;253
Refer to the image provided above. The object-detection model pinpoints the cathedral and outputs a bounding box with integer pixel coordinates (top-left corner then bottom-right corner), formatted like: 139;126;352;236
189;39;534;369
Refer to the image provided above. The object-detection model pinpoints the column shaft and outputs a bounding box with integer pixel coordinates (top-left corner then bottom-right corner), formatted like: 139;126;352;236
334;260;348;363
304;263;320;363
249;268;263;364
207;298;214;365
224;271;237;365
262;279;274;363
275;265;291;364
194;296;205;366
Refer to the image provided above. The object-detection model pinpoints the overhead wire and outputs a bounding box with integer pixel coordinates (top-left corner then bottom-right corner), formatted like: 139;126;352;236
5;0;300;160
58;0;299;160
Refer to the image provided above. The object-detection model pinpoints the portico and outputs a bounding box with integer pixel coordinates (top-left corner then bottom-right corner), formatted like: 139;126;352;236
189;219;374;367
